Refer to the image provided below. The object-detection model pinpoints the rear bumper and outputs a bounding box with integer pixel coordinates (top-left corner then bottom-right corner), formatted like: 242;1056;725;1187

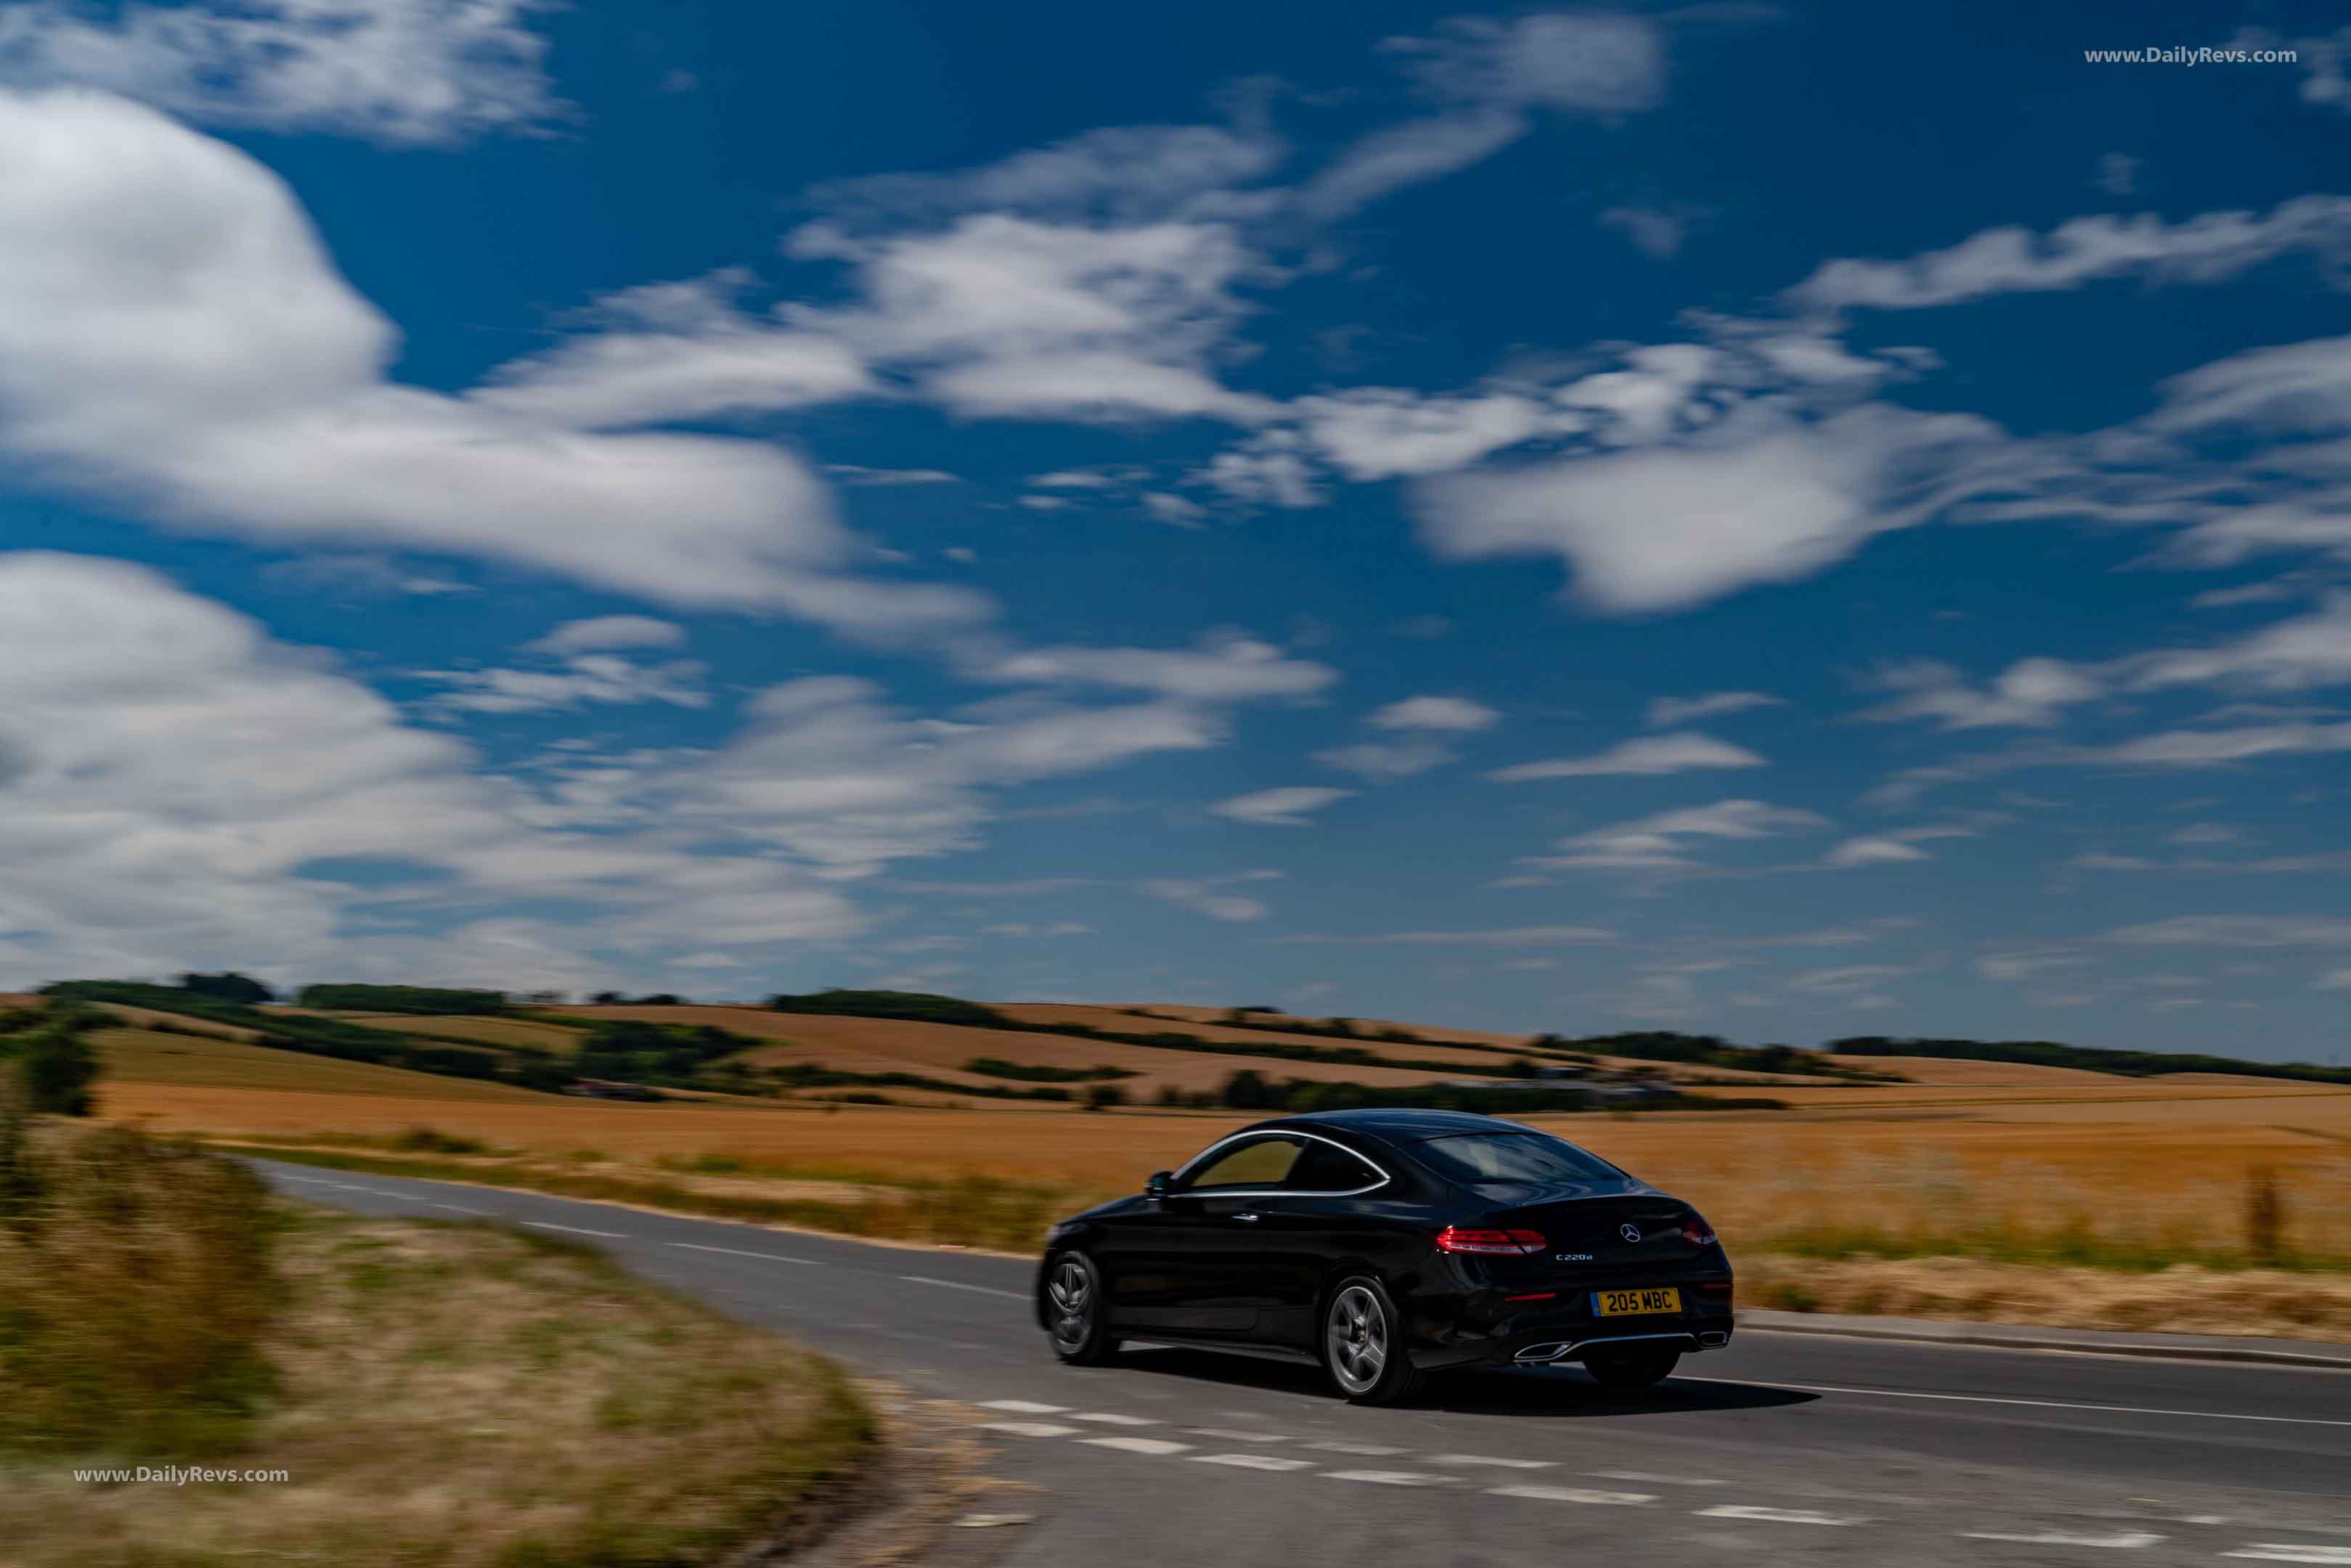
1409;1280;1735;1370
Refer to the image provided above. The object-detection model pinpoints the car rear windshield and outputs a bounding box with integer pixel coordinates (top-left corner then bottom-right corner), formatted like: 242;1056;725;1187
1411;1132;1623;1186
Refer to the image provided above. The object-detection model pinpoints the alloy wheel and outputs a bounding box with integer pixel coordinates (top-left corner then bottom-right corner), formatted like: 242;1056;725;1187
1325;1283;1388;1395
1047;1256;1094;1353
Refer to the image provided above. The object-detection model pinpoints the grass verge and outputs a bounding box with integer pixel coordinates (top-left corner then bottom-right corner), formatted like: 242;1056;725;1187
1;1125;879;1568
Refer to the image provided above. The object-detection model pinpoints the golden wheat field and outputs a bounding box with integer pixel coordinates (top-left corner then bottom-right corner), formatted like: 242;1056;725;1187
70;998;2351;1276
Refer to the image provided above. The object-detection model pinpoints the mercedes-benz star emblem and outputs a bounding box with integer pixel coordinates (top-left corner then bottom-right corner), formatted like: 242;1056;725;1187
1619;1222;1642;1244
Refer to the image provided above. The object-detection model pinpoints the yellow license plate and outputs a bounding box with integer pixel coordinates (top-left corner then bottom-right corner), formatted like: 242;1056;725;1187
1592;1287;1681;1317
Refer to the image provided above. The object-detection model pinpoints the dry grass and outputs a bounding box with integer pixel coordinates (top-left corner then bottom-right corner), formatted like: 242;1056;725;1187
1;1204;875;1568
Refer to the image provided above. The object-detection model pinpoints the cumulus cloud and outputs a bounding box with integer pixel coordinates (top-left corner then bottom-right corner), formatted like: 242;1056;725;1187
0;0;566;145
412;653;709;715
1488;731;1764;782
1141;870;1279;922
1645;690;1782;727
1788;196;2351;312
1417;401;2002;613
0;552;863;983
1598;205;1689;258
1209;786;1354;826
526;616;686;656
975;633;1335;703
1523;798;1828;872
0;89;983;635
1295;387;1568;480
1823;836;1932;868
1369;695;1501;731
1856;656;2103;729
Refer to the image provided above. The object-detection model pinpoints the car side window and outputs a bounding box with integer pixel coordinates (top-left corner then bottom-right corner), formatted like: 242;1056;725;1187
1287;1140;1382;1193
1180;1135;1303;1191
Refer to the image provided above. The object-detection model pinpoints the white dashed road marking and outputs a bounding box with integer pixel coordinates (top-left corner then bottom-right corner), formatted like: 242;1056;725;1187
1185;1428;1292;1444
1699;1505;1868;1527
1962;1530;2165;1548
1303;1440;1407;1456
1432;1453;1553;1470
1191;1453;1316;1471
979;1400;1067;1414
1078;1437;1191;1456
672;1241;820;1265
1590;1469;1724;1487
1488;1485;1655;1507
2223;1549;2351;1564
522;1221;625;1238
900;1274;1025;1299
982;1421;1079;1439
1072;1412;1159;1426
1324;1470;1451;1487
1679;1376;2351;1431
427;1202;486;1214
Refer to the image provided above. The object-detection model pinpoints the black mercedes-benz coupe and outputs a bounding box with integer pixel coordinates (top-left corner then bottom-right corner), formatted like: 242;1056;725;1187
1032;1108;1732;1404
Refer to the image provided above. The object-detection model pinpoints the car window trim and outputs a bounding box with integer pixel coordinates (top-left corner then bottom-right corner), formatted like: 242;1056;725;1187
1170;1129;1392;1199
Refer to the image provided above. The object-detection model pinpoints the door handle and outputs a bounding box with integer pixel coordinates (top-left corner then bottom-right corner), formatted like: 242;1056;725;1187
1232;1212;1260;1222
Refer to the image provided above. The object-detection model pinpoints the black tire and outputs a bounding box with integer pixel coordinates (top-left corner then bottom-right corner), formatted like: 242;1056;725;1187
1320;1275;1423;1405
1043;1250;1118;1365
1584;1347;1681;1391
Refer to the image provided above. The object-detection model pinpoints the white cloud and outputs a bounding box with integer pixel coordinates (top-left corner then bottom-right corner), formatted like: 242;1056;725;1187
1303;12;1666;218
526;616;685;656
1488;731;1764;782
1645;690;1782;727
1824;836;1931;868
1417;402;2002;613
1274;924;1614;947
1525;798;1828;872
1788;196;2351;312
1313;738;1455;780
1209;786;1354;826
2233;26;2351;113
2093;152;2140;197
2129;594;2351;692
0;89;985;634
1295;387;1568;480
0;552;864;984
1198;430;1324;507
2318;967;2351;989
976;633;1335;702
2108;915;2351;947
472;271;873;429
0;0;565;145
1141;491;1207;526
1857;656;2103;729
1598;205;1687;258
1369;695;1501;731
259;552;473;598
786;213;1277;425
413;653;709;715
1142;870;1279;922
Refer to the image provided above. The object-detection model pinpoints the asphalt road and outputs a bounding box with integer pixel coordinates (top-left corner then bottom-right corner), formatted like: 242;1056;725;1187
251;1159;2351;1567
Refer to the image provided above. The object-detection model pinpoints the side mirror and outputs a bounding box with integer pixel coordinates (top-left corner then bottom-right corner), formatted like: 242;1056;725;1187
1145;1170;1172;1201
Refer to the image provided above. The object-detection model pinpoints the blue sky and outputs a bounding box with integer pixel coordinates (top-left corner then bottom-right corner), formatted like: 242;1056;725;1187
4;2;2351;1058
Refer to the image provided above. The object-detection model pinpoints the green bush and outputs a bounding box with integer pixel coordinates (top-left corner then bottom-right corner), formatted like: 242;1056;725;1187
0;1005;104;1116
296;983;508;1015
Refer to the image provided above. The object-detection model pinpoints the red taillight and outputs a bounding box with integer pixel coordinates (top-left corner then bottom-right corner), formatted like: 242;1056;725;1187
1682;1213;1717;1247
1504;1291;1557;1303
1434;1225;1547;1255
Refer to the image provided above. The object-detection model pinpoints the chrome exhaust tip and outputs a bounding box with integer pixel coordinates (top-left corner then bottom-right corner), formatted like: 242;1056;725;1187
1698;1330;1729;1348
1513;1342;1571;1363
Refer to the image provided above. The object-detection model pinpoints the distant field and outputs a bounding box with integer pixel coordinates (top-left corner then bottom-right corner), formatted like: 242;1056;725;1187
546;1003;1498;1095
94;1026;548;1103
321;1012;587;1053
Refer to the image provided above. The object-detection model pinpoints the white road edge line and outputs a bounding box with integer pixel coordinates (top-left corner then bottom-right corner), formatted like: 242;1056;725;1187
672;1241;821;1265
982;1421;1078;1438
1431;1454;1554;1469
1698;1505;1867;1527
1071;1412;1159;1426
979;1400;1067;1414
1322;1470;1451;1487
1963;1530;2166;1548
2222;1549;2351;1564
428;1202;486;1214
1677;1376;2351;1431
1077;1436;1190;1455
1489;1485;1655;1507
522;1221;627;1238
1191;1453;1314;1471
900;1274;1024;1300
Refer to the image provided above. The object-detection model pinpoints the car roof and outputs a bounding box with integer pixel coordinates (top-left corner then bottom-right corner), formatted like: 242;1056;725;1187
1256;1108;1531;1140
